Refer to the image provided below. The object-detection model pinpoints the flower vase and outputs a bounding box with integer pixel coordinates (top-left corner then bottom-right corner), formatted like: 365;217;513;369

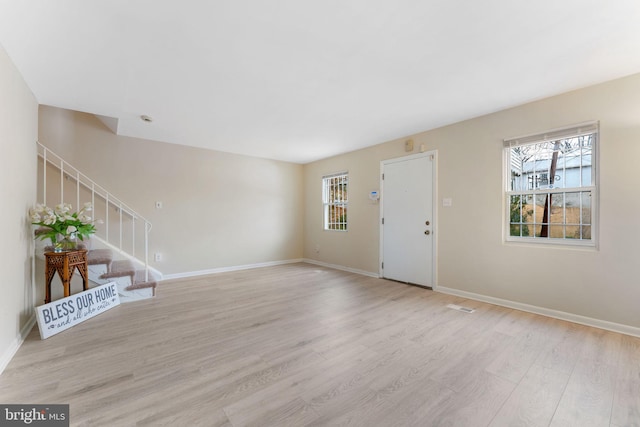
54;233;77;252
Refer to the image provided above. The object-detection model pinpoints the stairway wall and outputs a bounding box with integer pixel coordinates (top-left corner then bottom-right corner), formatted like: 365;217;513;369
38;106;304;275
0;44;38;372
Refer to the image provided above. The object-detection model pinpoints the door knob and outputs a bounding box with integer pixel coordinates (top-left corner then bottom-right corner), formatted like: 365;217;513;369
424;230;430;235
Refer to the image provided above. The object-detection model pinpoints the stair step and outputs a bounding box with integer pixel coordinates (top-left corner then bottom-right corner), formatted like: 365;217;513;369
98;259;157;296
87;249;113;268
126;270;158;295
99;259;135;281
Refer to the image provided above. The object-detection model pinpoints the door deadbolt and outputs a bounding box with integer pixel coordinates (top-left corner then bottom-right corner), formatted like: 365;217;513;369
425;220;430;226
424;230;430;235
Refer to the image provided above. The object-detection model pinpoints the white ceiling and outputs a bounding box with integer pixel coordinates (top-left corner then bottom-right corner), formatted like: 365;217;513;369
2;1;640;163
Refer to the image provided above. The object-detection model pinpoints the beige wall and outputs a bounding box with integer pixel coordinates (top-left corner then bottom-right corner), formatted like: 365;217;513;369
0;44;38;369
304;72;640;329
39;106;304;275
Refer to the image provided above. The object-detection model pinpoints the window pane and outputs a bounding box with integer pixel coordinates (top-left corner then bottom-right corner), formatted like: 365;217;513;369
554;146;566;190
581;191;592;225
565;225;579;239
548;225;564;239
529;142;555;190
564;192;580;226
510;224;522;237
510;195;522;223
554;136;579;189
510;150;524;191
533;224;543;238
582;225;592;240
511;135;593;191
534;194;547;224
581;135;593;186
526;224;535;236
549;193;564;224
521;195;534;238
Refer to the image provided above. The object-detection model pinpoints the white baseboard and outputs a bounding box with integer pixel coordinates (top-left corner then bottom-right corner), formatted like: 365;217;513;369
302;259;379;278
436;285;640;338
162;261;639;338
161;259;305;281
0;314;36;376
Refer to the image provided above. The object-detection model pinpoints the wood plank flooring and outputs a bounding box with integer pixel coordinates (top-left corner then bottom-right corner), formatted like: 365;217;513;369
1;263;639;426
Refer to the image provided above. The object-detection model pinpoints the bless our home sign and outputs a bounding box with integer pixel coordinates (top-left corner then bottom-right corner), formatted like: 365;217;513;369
36;282;121;339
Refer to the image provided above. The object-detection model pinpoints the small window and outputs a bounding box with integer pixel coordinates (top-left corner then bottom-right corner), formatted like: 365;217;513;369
323;172;348;231
505;122;597;244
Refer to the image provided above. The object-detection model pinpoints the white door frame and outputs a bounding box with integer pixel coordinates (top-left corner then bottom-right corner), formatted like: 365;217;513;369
379;150;438;288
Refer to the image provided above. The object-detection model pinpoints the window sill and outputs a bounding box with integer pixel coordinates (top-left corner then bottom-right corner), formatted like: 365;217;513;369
504;237;597;251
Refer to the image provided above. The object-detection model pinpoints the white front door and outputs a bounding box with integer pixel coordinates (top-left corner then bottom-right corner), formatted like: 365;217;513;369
381;152;436;287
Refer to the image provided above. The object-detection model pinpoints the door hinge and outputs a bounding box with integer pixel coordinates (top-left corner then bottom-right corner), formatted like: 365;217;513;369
381;217;384;225
382;173;384;180
381;262;384;269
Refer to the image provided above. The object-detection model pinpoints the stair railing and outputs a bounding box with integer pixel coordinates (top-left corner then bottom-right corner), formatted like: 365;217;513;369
37;141;152;281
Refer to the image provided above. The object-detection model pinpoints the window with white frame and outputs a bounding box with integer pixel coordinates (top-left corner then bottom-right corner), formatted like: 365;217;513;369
505;122;597;244
323;172;348;231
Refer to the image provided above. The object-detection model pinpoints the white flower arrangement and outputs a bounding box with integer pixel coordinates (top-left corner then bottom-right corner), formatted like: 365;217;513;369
29;202;98;249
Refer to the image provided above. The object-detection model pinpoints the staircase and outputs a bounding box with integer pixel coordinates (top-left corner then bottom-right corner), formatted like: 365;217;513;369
36;142;161;302
87;247;159;303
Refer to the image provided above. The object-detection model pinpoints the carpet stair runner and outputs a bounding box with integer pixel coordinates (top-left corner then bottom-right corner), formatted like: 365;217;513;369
98;258;158;294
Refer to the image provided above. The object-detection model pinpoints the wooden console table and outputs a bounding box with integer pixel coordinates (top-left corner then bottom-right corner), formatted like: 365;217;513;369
44;249;89;304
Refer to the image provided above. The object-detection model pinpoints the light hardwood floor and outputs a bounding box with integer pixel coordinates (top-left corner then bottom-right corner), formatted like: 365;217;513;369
1;263;639;426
